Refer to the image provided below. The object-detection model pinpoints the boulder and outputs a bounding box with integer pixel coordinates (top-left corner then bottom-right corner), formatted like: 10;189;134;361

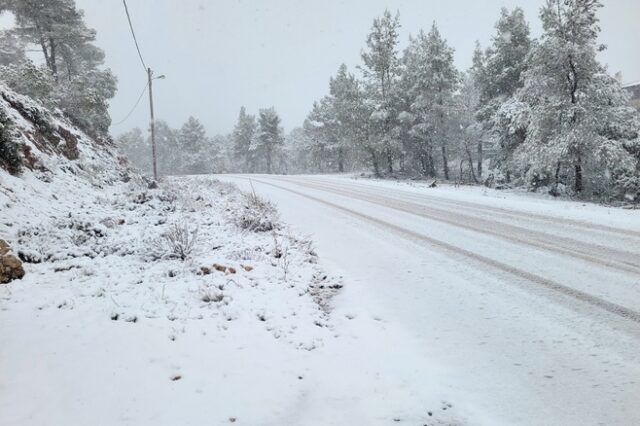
0;240;9;256
0;240;25;284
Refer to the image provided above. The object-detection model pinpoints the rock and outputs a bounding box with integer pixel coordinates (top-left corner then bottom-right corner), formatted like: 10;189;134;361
200;266;211;275
227;267;236;274
148;180;159;189
212;263;227;273
0;240;10;256
117;218;126;225
242;265;253;272
0;241;25;284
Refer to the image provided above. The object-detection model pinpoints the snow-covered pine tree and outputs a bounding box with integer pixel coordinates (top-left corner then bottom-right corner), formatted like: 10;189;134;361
178;117;208;174
476;8;532;179
232;107;257;172
154;120;180;176
117;127;150;174
256;107;284;174
512;0;640;198
404;23;460;180
304;97;338;173
329;64;370;173
360;10;402;175
1;0;117;137
0;29;25;66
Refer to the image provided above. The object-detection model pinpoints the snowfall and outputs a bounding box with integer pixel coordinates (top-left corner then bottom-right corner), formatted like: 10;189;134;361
2;86;640;426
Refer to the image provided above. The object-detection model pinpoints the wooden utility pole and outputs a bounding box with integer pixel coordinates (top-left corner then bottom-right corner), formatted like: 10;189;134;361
148;67;158;181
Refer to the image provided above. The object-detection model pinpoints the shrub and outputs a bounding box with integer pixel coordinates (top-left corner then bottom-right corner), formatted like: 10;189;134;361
0;109;22;175
153;221;199;261
234;191;279;232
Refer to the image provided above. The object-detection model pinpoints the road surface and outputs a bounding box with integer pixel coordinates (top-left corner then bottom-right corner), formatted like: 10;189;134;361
220;174;640;426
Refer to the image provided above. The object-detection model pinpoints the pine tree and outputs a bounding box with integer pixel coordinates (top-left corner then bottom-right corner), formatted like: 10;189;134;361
476;8;532;179
256;107;283;174
404;24;459;180
0;30;25;66
361;10;402;175
117;127;150;174
2;0;117;137
513;0;639;196
154;120;180;176
178;117;208;174
232;107;257;172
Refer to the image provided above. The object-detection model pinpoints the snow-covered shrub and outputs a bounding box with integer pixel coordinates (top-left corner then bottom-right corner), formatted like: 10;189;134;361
152;221;199;261
0;61;57;109
616;172;640;204
0;109;22;175
232;191;279;232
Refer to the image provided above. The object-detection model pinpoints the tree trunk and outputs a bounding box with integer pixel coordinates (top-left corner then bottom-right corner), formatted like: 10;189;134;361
266;148;272;174
477;141;483;178
370;149;380;177
466;147;478;183
441;145;449;181
49;38;58;82
386;149;393;174
574;157;583;193
338;148;345;173
428;150;436;178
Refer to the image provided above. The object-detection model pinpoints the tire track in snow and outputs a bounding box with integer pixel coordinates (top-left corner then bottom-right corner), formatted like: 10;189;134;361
270;176;640;276
298;176;640;240
241;176;640;325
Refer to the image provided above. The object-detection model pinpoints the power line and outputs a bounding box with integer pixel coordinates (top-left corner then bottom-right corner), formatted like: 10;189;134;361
111;80;149;126
122;0;147;73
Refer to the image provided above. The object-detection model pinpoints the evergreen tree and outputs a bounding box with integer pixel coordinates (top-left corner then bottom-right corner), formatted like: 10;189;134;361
404;24;460;180
0;30;25;66
512;0;639;197
154;120;180;176
232;107;257;172
1;0;117;137
476;8;532;178
178;116;208;174
360;10;402;175
117;127;150;174
256;107;283;174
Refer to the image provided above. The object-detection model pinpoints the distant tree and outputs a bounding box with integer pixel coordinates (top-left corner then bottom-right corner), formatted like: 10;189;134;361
0;30;26;66
154;120;180;176
178;116;208;174
256;107;283;174
117;127;150;174
231;107;257;172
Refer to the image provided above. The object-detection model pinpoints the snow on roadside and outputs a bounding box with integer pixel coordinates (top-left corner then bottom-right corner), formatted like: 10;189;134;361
0;173;349;425
334;174;640;231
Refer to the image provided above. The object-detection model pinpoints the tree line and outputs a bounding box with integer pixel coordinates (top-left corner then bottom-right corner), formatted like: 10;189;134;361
118;107;286;176
291;0;640;202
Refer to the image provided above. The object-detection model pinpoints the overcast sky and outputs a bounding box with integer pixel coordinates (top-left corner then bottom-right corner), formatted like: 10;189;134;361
66;1;640;135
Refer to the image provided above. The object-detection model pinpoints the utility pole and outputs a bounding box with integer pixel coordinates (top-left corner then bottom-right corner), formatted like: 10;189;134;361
148;67;158;181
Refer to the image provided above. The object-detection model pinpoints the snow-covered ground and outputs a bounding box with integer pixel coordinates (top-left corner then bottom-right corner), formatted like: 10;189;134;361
3;168;640;425
217;174;640;426
0;170;467;426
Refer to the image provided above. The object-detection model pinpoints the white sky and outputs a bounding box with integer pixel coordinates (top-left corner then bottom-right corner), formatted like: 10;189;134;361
7;1;640;135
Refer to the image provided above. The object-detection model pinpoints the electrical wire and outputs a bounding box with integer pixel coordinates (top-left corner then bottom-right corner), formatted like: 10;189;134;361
111;80;149;126
122;0;148;73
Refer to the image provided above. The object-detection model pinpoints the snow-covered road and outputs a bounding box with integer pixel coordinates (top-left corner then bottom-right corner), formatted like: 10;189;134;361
219;174;640;426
